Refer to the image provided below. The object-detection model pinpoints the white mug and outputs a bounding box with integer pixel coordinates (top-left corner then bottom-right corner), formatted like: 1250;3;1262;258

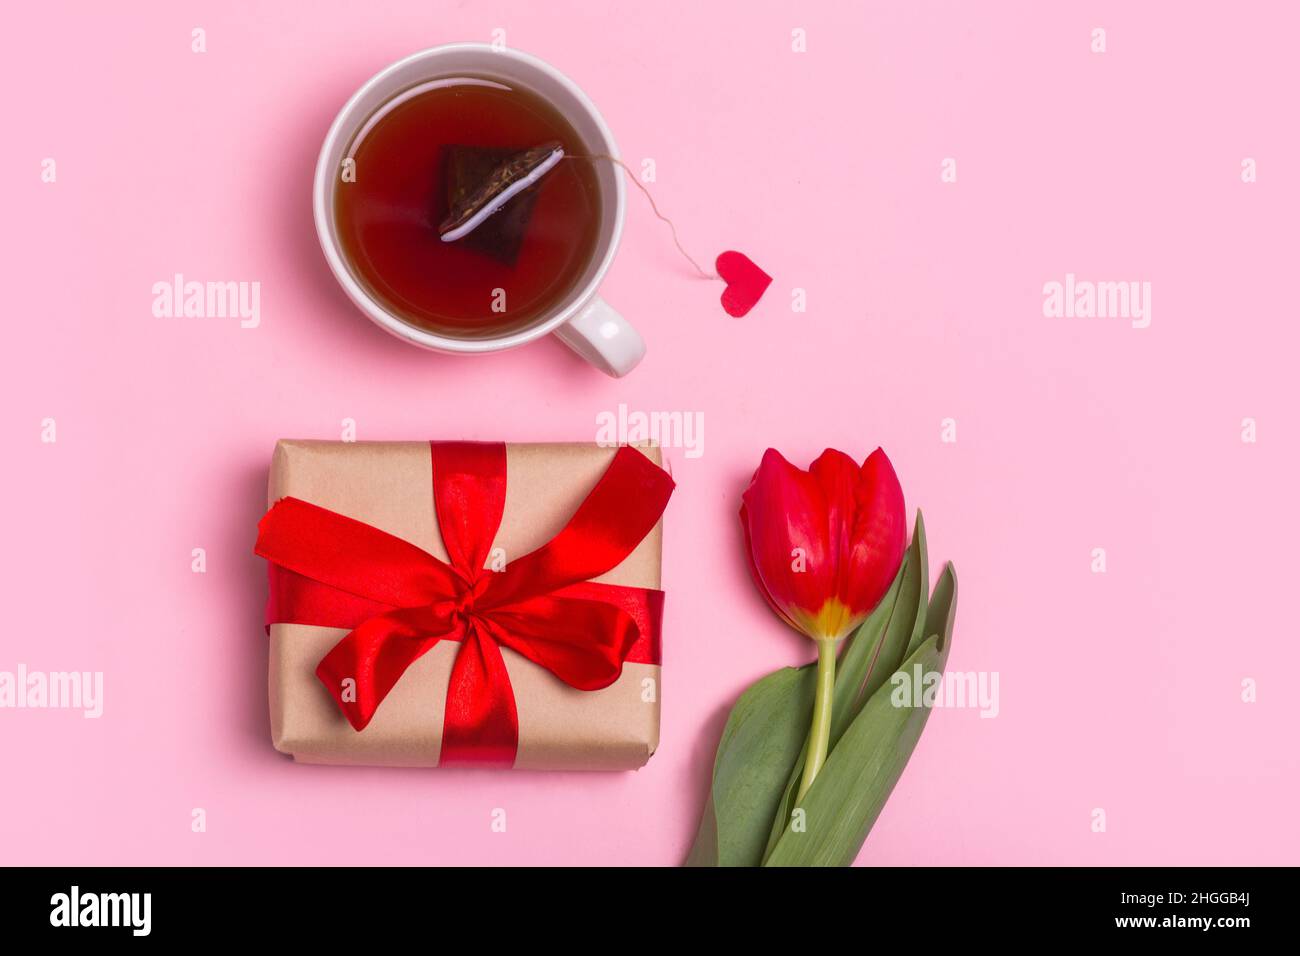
313;44;643;377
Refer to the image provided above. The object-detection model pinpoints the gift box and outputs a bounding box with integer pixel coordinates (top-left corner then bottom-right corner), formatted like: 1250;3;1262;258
256;439;673;771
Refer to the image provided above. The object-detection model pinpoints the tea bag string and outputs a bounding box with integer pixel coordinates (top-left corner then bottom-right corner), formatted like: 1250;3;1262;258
564;153;719;281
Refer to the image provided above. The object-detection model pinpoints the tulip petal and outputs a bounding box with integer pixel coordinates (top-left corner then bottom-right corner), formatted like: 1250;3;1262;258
809;448;868;635
739;498;802;634
740;449;835;639
845;448;907;613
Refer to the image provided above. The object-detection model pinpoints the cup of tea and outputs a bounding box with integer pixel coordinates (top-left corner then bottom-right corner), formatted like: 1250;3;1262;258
314;44;643;376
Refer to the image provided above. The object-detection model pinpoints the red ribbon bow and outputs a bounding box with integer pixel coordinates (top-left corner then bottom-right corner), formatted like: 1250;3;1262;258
255;442;674;767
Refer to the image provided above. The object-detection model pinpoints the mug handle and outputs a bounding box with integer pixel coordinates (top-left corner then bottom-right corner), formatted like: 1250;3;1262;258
553;296;645;377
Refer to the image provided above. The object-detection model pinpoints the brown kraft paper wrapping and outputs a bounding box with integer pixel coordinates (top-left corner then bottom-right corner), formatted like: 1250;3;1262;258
266;440;665;771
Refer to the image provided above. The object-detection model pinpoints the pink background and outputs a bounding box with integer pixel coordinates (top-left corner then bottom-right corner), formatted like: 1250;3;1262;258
3;1;1297;866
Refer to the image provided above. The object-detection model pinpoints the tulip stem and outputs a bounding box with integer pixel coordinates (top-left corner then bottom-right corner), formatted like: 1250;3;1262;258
797;637;837;805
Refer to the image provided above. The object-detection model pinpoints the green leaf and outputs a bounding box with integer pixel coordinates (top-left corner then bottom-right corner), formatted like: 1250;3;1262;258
841;511;929;736
924;561;958;657
764;562;958;866
683;664;816;866
759;513;930;862
763;637;944;867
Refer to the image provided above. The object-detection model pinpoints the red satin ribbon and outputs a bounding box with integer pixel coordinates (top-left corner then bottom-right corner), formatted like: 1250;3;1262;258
255;442;674;767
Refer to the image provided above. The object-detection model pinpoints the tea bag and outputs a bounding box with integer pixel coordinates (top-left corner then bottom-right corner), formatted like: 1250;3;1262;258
438;142;773;316
438;141;564;265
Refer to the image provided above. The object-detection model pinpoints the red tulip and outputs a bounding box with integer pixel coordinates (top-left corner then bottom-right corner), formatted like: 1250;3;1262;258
740;447;907;642
740;447;908;802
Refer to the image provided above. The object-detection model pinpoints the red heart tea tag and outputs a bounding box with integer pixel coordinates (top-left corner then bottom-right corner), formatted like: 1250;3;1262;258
715;251;772;318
